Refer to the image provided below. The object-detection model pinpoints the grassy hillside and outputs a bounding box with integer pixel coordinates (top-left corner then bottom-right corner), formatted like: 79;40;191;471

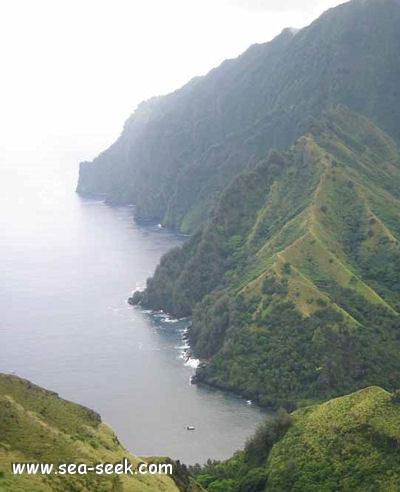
77;0;400;232
191;386;400;491
134;106;400;405
0;374;201;492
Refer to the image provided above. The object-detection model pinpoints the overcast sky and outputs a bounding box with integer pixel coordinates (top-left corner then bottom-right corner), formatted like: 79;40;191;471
0;0;346;160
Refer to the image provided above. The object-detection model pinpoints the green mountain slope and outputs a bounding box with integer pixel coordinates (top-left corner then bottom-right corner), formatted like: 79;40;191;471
191;386;400;492
77;0;400;232
134;106;400;404
0;374;200;492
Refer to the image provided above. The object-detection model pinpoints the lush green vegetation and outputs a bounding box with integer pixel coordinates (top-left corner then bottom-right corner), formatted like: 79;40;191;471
191;386;400;491
81;0;400;407
190;409;292;492
0;374;200;492
77;0;400;233
135;106;400;405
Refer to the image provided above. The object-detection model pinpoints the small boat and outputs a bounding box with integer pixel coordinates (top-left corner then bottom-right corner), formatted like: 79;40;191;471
186;425;195;430
246;400;252;405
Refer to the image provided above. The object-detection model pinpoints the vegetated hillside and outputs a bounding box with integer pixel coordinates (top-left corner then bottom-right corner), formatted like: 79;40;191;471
191;386;400;492
0;374;201;492
134;106;400;405
77;0;400;233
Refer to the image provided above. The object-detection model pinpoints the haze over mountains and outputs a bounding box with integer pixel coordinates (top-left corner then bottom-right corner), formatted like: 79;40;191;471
2;0;400;490
78;0;400;405
78;0;400;232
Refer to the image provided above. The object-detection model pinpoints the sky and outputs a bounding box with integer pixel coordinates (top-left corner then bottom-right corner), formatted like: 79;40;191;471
0;0;346;162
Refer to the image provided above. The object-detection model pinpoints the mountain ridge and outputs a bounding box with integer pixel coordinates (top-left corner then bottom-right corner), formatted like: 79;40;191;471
77;0;400;232
133;105;400;405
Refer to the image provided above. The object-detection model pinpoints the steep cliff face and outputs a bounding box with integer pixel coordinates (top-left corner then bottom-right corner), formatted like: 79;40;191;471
77;0;400;232
77;28;296;230
136;106;400;404
77;0;400;404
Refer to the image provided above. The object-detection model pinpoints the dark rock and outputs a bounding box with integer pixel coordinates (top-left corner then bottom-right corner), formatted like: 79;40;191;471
128;291;143;305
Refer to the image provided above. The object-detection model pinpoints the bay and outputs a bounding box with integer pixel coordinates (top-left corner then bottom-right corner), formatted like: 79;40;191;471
0;147;268;464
